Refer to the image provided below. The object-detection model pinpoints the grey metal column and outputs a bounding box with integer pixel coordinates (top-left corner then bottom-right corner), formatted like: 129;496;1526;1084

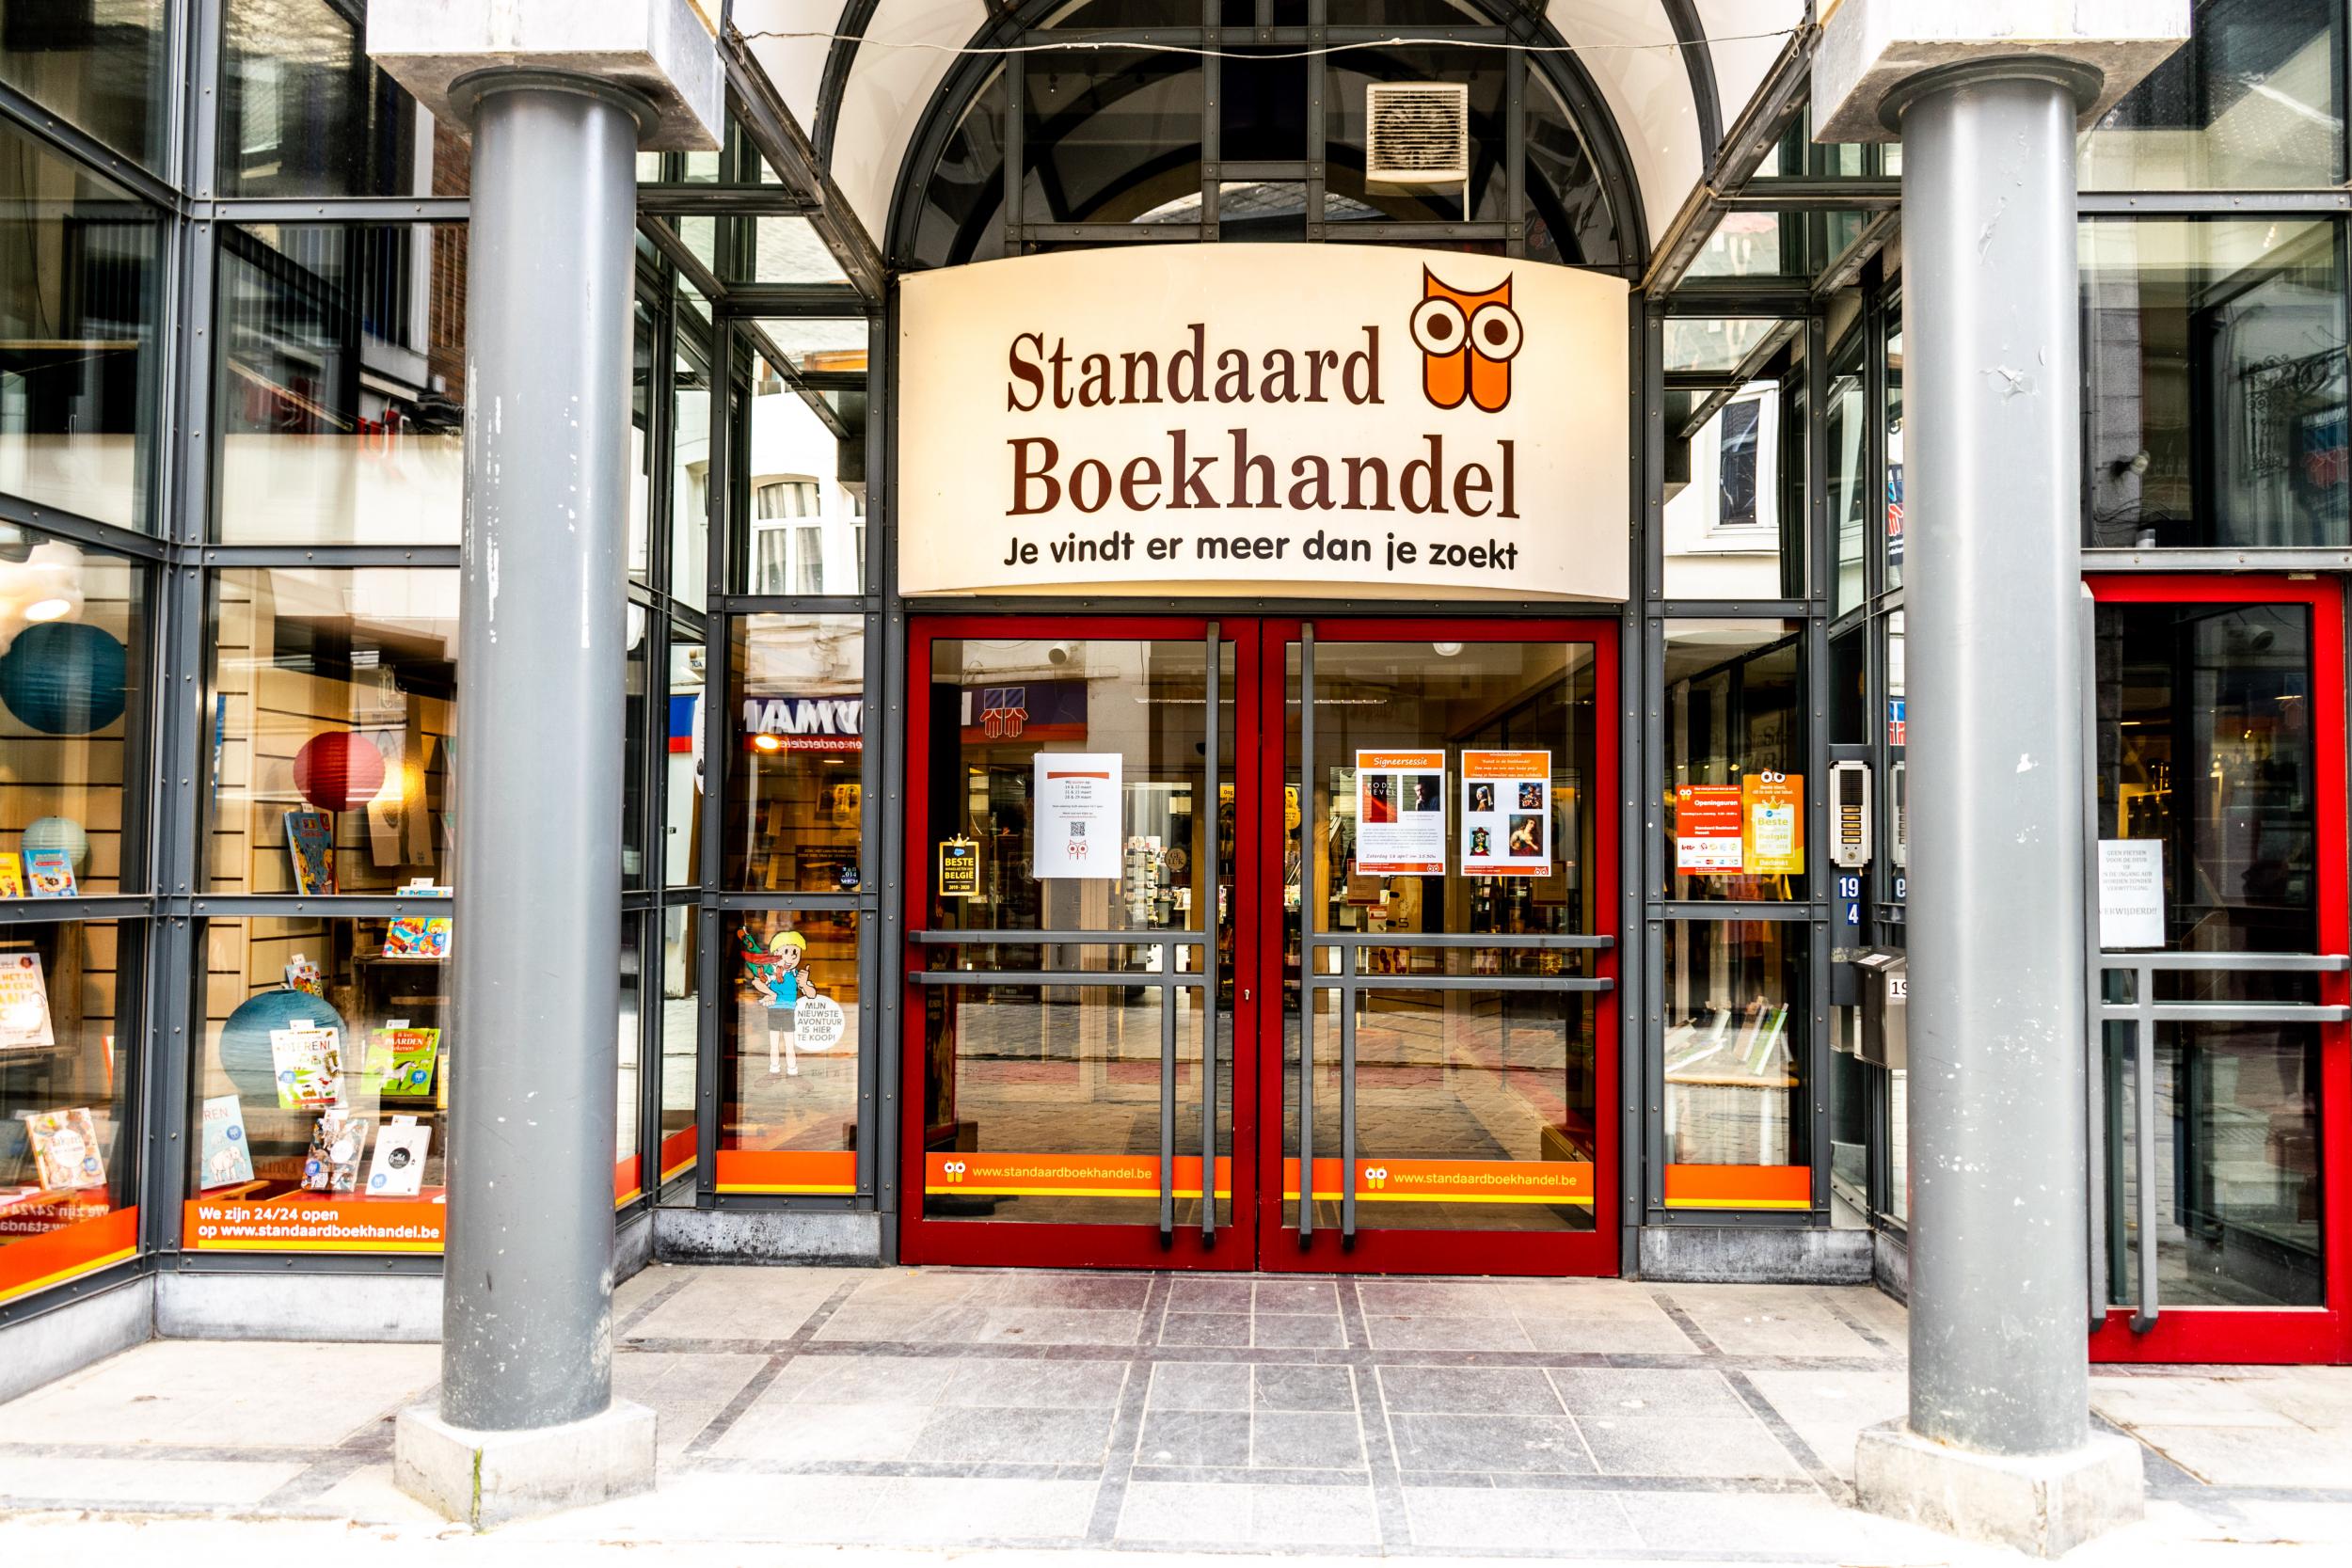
1895;62;2095;1459
441;71;648;1433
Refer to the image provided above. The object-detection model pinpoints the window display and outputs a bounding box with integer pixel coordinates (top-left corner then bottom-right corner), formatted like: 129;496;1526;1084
723;616;865;892
1661;919;1810;1211
718;911;859;1194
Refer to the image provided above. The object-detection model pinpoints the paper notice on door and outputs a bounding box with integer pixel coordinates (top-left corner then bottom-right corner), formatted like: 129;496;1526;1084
2097;839;2165;949
1033;752;1122;879
1675;784;1744;871
1354;749;1445;875
1741;772;1804;876
1462;750;1550;876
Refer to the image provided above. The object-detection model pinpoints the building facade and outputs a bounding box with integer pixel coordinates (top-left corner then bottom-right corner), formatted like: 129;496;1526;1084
0;0;2345;1394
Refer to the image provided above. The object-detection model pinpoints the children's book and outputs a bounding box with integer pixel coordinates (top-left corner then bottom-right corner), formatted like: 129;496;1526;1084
27;1107;105;1190
269;1023;342;1110
24;849;75;897
360;1024;441;1097
0;856;22;898
282;953;325;1000
382;915;452;959
303;1109;371;1193
0;952;55;1051
198;1095;254;1189
284;809;336;895
367;1119;431;1197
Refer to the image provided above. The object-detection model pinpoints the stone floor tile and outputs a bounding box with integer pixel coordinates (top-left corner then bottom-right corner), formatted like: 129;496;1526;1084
1114;1480;1254;1545
1579;1414;1805;1479
937;1356;1131;1409
763;1353;957;1407
1118;1480;1380;1547
1549;1367;1749;1419
1388;1411;1593;1474
1661;1286;1881;1357
2128;1421;2352;1489
1512;1299;1705;1355
1404;1482;1642;1551
1740;1367;1907;1431
2091;1375;2301;1430
1165;1277;1251;1313
969;1273;1155;1310
1158;1311;1251;1347
971;1307;1145;1346
807;1304;989;1344
1251;1408;1365;1469
0;1455;311;1508
1147;1361;1252;1412
1242;1481;1383;1546
1362;1312;1534;1352
2244;1371;2352;1432
1617;1489;1939;1558
301;1461;454;1524
706;1398;931;1464
1136;1408;1252;1467
630;1267;853;1340
612;1352;769;1459
908;1404;1117;1465
1377;1364;1564;1415
0;1340;437;1449
1254;1364;1357;1412
1253;1279;1339;1313
1354;1279;1511;1317
1253;1312;1346;1349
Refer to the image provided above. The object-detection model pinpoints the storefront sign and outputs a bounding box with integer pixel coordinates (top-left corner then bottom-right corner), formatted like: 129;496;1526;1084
2097;839;2166;949
898;245;1629;599
1354;750;1445;875
1033;752;1122;878
1674;784;1743;871
740;694;864;752
1742;772;1804;876
1461;750;1549;876
183;1195;445;1252
1281;1157;1593;1206
927;1152;1231;1199
937;835;979;897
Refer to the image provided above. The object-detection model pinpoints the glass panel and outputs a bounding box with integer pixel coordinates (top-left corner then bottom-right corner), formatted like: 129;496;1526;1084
1884;318;1904;590
220;0;462;198
725;616;864;893
720;911;859;1194
191;916;451;1254
1283;638;1601;1233
629;302;654;584
665;638;705;888
615;912;644;1205
1523;74;1621;269
743;326;867;595
657;904;699;1193
750;320;867;377
2081;217;2346;549
919;636;1234;1227
1327;45;1507;224
2082;0;2339;191
623;606;652;888
215;224;467;546
671;349;710;609
1662;318;1779;374
207;568;459;895
1023;52;1203;225
1222;50;1306;162
0;534;146;895
1686;212;1794;278
1662;921;1810;1208
1662;620;1806;901
0;121;158;531
1662;385;1791;599
1829;351;1867;613
0;0;167;168
738;218;850;285
906;66;1008;271
0;918;137;1304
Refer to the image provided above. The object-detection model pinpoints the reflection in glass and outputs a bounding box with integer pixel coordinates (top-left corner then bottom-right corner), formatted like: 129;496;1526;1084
1884;321;1904;589
616;913;644;1205
220;0;460;198
743;329;867;595
1023;51;1203;224
1663;921;1809;1187
721;911;858;1192
666;639;706;888
0;0;167;168
1661;387;1788;600
658;904;699;1194
2081;1;2339;191
671;350;710;608
1662;621;1805;902
725;617;864;893
1829;355;1867;613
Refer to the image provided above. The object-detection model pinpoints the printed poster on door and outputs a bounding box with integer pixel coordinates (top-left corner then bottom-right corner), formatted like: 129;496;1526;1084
1461;750;1549;876
1674;784;1743;872
1354;749;1445;875
1741;772;1804;876
1033;752;1123;878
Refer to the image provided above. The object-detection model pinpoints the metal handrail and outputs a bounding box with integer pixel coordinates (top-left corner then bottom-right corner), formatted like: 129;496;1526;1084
2090;948;2348;1333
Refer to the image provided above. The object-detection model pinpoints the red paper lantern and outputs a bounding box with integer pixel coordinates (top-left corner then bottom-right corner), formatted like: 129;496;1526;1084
294;731;387;814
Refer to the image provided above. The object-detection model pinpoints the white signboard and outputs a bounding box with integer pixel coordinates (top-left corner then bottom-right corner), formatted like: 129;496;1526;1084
898;245;1629;600
793;994;847;1053
1355;750;1445;876
1033;752;1123;879
1462;750;1549;876
2097;839;2166;950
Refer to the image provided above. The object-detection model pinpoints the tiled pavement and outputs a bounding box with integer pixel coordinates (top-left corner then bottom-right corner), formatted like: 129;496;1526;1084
1;1265;2349;1562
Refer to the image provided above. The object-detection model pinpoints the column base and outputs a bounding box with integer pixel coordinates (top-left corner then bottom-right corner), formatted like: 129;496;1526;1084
1853;1419;2144;1559
395;1399;657;1528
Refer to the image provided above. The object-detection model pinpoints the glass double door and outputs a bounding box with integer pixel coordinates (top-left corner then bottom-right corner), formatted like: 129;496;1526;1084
901;617;1618;1274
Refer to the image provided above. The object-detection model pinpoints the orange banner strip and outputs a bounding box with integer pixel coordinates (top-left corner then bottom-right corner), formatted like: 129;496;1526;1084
927;1152;1232;1199
659;1126;698;1183
1663;1164;1811;1210
715;1149;858;1194
0;1202;137;1305
615;1151;644;1208
183;1196;447;1252
1279;1158;1593;1205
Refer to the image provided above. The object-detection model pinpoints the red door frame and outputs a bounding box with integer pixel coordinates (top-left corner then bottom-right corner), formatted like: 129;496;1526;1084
2084;574;2350;1365
898;613;1620;1276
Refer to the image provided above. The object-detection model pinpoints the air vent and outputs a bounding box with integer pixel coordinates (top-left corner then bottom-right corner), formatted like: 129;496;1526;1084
1364;83;1470;186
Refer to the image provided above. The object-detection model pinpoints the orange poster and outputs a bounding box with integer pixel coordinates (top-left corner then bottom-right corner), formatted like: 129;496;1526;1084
1740;771;1804;876
715;1149;857;1194
1280;1157;1593;1206
927;1152;1232;1199
183;1194;446;1252
1674;783;1743;871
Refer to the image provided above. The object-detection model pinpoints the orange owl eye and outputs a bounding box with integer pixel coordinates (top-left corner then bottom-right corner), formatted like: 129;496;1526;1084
1468;302;1522;361
1410;296;1470;356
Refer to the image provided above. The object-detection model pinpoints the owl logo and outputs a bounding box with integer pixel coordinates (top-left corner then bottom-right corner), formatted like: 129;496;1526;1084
1411;269;1521;413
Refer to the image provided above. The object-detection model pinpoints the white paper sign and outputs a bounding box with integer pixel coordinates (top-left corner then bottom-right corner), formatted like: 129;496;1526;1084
1034;752;1123;879
2097;839;2166;950
1355;750;1446;875
794;994;847;1053
1461;750;1550;876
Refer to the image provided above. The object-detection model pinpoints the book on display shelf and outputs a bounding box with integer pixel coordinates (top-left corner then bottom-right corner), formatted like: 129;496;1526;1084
24;849;74;897
269;1023;342;1110
284;810;336;896
0;951;55;1051
382;915;452;959
303;1109;372;1193
0;857;22;898
26;1107;106;1191
367;1119;431;1197
360;1024;441;1097
199;1095;254;1188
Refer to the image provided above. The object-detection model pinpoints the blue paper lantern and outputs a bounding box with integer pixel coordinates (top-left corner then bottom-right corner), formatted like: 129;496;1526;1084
219;987;349;1103
0;622;128;736
21;816;89;877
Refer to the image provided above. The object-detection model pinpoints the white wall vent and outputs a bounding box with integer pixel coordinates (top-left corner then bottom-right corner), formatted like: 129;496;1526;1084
1364;83;1470;186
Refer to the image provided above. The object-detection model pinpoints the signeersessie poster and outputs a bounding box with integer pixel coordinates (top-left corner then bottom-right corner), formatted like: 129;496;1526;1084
1355;749;1445;876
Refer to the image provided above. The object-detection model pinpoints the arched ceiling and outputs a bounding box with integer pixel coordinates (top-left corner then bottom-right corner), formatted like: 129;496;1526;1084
737;1;1810;261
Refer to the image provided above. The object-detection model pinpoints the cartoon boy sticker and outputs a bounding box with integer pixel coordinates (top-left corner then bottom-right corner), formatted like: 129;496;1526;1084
747;928;820;1076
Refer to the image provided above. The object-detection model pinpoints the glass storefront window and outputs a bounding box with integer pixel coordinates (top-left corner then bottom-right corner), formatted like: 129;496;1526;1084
624;606;652;889
719;910;859;1194
220;0;464;198
1662;920;1810;1210
0;534;146;895
743;325;866;596
724;616;864;893
2081;0;2339;191
2082;217;2346;549
1662;318;1780;374
1883;318;1904;591
1023;51;1203;225
1662;385;1792;600
0;120;158;531
0;917;137;1304
616;912;644;1207
666;639;706;889
733;218;850;286
190;916;450;1255
215;224;467;546
207;568;458;895
1829;350;1867;614
671;346;711;609
0;0;167;169
630;302;655;585
1662;620;1806;902
659;903;699;1192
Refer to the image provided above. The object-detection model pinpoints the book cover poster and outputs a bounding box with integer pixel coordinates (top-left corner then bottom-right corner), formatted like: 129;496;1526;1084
0;951;56;1050
368;1122;432;1196
361;1026;441;1096
1354;750;1445;876
27;1107;105;1190
304;1109;372;1193
199;1095;254;1188
24;848;75;897
1032;752;1122;879
284;809;336;895
270;1024;342;1110
1461;751;1550;877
